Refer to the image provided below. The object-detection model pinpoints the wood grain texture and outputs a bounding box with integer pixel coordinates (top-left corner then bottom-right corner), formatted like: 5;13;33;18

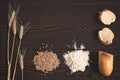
0;0;120;80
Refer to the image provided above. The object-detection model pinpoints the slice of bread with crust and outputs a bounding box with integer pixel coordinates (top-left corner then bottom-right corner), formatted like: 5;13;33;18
98;28;114;45
99;9;116;25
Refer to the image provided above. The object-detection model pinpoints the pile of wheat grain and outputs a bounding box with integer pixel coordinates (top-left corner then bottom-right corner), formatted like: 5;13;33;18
33;51;60;73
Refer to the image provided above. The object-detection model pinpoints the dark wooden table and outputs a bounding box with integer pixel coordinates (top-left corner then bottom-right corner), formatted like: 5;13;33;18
0;0;120;80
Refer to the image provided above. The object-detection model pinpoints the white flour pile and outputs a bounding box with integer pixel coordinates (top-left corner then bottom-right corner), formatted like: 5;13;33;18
64;44;90;73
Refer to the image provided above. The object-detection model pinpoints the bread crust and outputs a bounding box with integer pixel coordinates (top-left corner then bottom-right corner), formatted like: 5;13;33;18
99;51;114;76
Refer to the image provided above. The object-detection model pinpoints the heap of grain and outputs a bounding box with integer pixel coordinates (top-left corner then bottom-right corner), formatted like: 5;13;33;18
33;50;60;73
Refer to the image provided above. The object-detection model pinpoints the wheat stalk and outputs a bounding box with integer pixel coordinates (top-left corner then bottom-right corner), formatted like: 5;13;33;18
7;27;10;66
10;19;17;63
12;39;22;80
7;2;20;80
10;19;17;65
12;25;24;80
12;21;30;80
7;10;16;80
7;64;11;80
7;19;17;80
7;10;15;65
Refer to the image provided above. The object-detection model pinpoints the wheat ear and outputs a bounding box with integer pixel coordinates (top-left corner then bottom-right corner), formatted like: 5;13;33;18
19;54;24;80
19;49;26;80
9;11;15;28
19;25;24;39
12;25;24;80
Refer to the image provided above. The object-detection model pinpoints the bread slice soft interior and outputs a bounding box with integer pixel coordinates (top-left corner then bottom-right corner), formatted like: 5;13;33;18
99;9;116;25
98;28;114;45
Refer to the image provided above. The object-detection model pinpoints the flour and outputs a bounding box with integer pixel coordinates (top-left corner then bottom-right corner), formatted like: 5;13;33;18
64;44;89;73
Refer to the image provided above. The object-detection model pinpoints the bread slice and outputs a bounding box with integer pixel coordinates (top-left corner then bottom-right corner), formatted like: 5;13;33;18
98;28;114;45
99;9;116;25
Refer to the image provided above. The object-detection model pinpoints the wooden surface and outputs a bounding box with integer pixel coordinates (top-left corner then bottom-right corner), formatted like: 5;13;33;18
0;0;120;80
